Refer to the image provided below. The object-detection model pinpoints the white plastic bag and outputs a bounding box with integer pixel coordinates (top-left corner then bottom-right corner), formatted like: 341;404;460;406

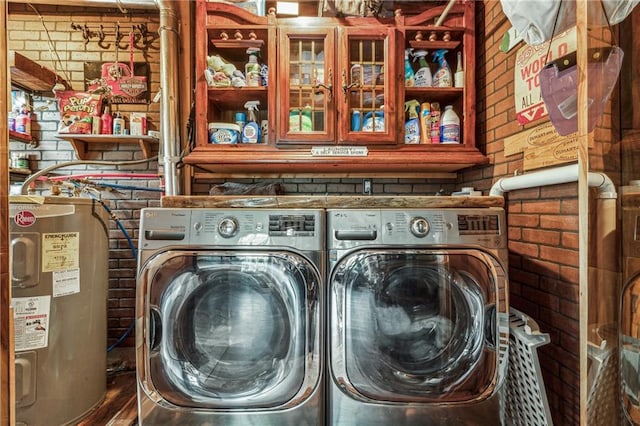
500;0;640;46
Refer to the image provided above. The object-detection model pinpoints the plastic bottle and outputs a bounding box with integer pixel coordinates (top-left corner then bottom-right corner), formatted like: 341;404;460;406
15;108;30;134
404;48;415;87
113;112;125;135
430;102;441;143
242;100;261;143
432;49;452;88
440;105;460;143
351;110;361;131
404;99;421;144
454;51;464;88
419;102;431;143
412;50;432;87
101;105;113;135
245;48;262;87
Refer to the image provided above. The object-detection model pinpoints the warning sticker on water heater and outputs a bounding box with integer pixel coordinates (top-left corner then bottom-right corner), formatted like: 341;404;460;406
53;269;80;297
42;232;79;272
12;296;51;351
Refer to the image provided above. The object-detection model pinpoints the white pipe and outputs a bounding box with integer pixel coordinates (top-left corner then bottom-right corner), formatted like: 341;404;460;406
489;163;617;199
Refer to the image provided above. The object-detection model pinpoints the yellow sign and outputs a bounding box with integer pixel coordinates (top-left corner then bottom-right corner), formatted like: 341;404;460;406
504;121;578;170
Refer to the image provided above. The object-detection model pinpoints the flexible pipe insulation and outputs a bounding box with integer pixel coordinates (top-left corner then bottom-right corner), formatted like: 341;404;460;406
19;157;158;195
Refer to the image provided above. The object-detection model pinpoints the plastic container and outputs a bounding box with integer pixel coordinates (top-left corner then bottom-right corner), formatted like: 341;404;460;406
208;122;240;144
440;105;460;143
413;50;432;87
101;106;113;135
419;102;431;144
112;112;125;135
245;48;262;87
430;102;441;143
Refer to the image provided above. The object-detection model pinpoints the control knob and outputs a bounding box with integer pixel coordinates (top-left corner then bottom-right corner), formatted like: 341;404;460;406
218;217;239;238
410;216;430;237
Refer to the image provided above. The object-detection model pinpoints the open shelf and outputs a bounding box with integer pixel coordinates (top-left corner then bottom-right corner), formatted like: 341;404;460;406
55;134;159;160
9;130;33;144
10;51;70;93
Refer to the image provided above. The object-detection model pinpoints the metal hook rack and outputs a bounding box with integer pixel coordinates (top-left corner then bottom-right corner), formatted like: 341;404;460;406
70;22;158;51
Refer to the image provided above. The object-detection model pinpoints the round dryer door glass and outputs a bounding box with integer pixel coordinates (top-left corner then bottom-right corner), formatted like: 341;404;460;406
329;249;507;403
141;251;322;409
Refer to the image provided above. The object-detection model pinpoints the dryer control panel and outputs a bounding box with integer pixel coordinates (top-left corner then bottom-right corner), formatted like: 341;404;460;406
139;208;323;252
327;208;506;250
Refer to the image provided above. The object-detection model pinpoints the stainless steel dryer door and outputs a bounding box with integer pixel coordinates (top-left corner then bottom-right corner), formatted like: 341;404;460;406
138;250;322;410
329;248;508;403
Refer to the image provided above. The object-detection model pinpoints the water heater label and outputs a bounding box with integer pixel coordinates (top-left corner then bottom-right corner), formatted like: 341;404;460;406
42;232;79;272
53;269;80;297
12;296;51;351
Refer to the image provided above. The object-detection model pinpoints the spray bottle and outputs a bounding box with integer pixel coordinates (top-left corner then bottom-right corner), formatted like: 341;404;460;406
245;48;262;87
404;99;421;144
404;48;415;87
242;100;261;143
432;49;452;88
412;50;432;87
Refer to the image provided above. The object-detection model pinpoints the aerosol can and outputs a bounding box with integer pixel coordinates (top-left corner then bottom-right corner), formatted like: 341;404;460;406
242;100;261;143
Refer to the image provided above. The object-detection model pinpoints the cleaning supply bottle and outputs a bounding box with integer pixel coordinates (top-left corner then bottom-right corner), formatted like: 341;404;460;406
245;48;262;87
432;49;452;88
440;105;460;143
113;112;125;135
101;105;113;135
419;102;431;143
404;99;421;144
404;48;415;87
412;50;432;87
454;51;464;88
242;100;261;143
430;102;441;143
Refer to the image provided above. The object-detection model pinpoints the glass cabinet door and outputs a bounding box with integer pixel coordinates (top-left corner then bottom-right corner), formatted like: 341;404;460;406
278;27;335;144
337;27;397;145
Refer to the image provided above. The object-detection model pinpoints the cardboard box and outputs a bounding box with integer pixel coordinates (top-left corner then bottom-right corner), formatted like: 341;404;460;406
130;112;147;136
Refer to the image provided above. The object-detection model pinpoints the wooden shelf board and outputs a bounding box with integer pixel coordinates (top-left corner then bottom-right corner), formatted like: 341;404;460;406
211;39;264;49
55;134;159;160
409;40;461;50
9;51;69;93
9;130;32;143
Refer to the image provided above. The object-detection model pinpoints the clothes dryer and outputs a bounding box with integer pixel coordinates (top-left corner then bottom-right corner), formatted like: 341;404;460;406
136;208;324;425
326;208;509;425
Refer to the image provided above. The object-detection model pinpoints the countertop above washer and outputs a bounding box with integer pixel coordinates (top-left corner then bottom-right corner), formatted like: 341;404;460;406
161;195;505;209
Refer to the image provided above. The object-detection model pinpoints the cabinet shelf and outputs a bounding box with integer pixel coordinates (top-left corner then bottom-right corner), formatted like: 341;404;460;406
55;134;159;160
211;39;264;49
9;51;70;93
9;130;33;143
409;40;461;50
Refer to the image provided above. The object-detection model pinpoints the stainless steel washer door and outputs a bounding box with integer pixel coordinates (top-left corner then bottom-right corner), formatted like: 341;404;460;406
139;250;322;410
329;249;508;403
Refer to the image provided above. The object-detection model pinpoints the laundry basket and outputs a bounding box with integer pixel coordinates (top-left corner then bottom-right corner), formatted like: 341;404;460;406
505;308;553;426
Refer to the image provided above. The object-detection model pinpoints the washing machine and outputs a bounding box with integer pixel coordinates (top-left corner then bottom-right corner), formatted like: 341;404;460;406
135;208;324;425
326;208;509;425
621;190;640;425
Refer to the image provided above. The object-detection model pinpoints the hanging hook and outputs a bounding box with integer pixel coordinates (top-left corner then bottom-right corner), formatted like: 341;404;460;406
97;24;110;50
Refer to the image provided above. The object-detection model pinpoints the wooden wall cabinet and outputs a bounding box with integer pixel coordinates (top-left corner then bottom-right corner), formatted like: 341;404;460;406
185;0;485;176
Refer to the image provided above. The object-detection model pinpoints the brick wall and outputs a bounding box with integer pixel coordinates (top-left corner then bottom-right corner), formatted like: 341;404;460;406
463;2;581;424
8;3;162;349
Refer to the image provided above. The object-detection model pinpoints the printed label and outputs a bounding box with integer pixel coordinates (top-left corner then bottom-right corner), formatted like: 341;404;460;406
13;296;51;351
42;232;79;272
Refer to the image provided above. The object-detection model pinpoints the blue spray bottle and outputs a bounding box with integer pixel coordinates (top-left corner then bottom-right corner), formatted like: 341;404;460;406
404;48;415;87
432;49;452;88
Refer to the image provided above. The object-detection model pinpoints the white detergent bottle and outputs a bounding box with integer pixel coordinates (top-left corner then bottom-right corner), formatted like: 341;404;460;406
440;105;460;143
413;50;432;87
242;100;261;143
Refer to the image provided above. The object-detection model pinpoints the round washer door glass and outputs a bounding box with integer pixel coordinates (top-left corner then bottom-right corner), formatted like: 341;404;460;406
329;249;507;403
142;251;321;409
